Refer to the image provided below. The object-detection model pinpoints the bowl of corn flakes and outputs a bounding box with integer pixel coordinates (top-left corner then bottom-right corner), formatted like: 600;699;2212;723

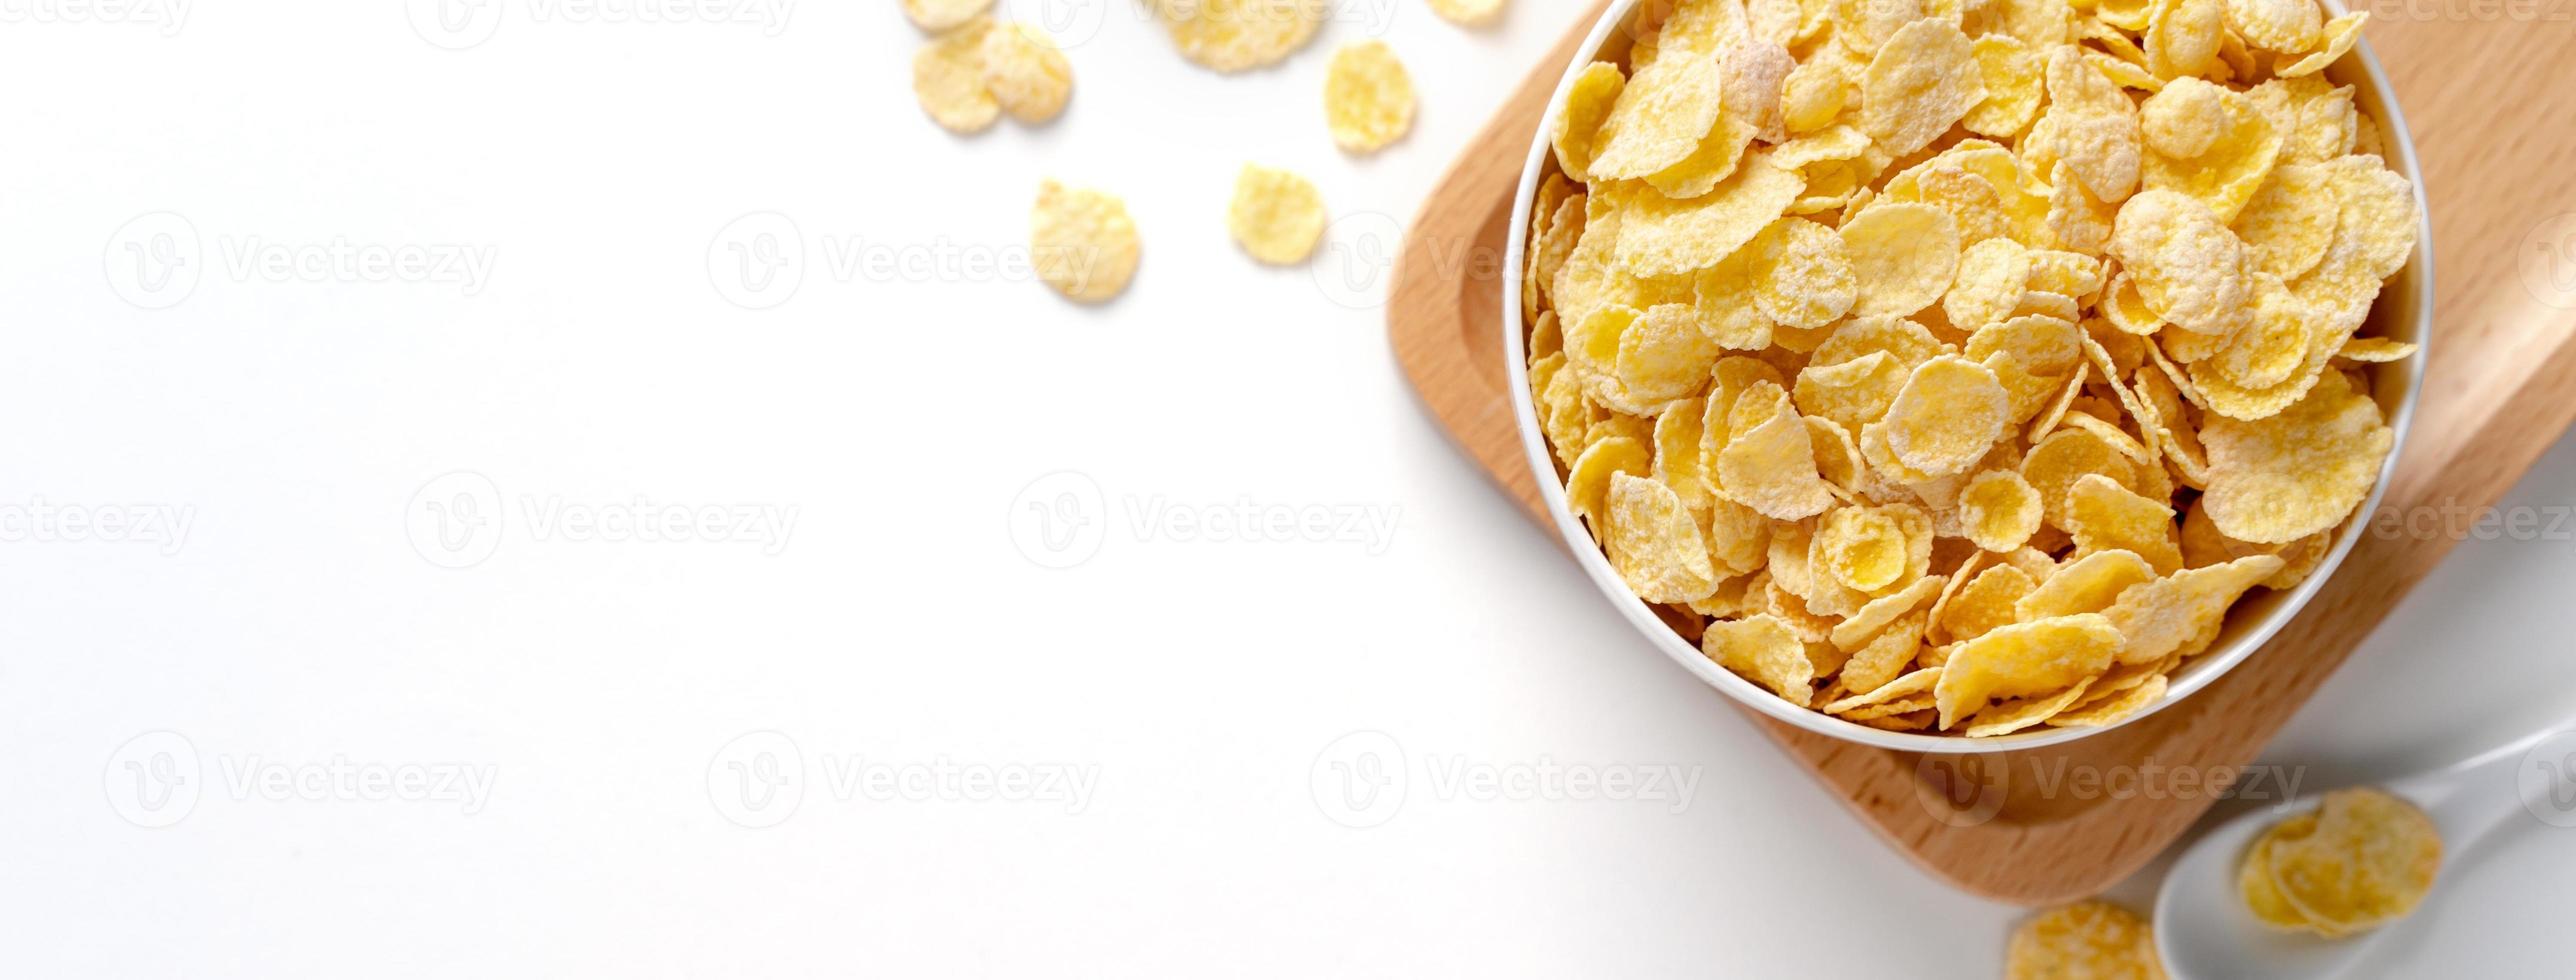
1503;0;2429;750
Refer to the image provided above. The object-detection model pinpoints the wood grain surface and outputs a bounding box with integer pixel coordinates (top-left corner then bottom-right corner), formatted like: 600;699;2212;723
1388;3;2576;903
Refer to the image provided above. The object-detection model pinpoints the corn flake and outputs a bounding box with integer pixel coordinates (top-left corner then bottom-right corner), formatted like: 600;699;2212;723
1324;41;1416;153
1228;164;1326;265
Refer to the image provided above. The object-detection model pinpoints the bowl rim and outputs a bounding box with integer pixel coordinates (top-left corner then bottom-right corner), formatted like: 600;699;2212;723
1496;0;2434;755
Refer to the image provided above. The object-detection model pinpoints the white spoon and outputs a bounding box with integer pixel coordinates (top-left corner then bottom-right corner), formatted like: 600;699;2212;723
2153;726;2572;980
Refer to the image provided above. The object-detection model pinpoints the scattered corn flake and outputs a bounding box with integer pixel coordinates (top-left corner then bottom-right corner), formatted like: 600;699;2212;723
1427;0;1505;27
914;18;1001;134
1324;40;1416;153
1031;179;1141;302
2006;902;2165;980
2018;547;2155;619
1564;435;1650;529
2335;337;2417;363
903;0;991;31
1228;163;1327;265
981;22;1073;123
1155;0;1324;72
2265;787;2442;935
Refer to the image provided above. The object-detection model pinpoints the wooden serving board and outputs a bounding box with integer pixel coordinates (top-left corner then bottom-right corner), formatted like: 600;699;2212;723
1390;3;2576;904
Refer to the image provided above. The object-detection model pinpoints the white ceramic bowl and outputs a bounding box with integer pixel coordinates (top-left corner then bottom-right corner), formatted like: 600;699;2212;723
1499;0;2432;753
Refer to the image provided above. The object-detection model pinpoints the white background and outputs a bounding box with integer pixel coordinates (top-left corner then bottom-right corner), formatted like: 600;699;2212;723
1;0;2571;976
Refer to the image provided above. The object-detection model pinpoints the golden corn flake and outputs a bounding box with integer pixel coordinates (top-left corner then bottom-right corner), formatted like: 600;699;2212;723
1614;151;1806;276
2103;553;2282;664
1779;57;1850;135
1427;0;1504;27
1324;41;1416;153
2141;78;2281;223
1941;562;2037;643
1032;180;1141;303
1719;394;1840;520
1154;0;1323;72
2336;337;2417;363
1227;164;1326;265
2017;547;2154;619
1617;302;1726;403
2066;473;2185;573
1959;469;2043;552
2049;671;2168;727
1749;218;1859;329
903;0;991;31
1704;614;1817;707
913;18;1001;134
2231;162;2337;281
1590;58;1725;179
1564;434;1650;530
2241;813;2321;930
2227;0;2322;53
2264;787;2442;935
1860;19;1984;158
2277;11;2368;78
2005;901;2164;980
1934;612;2121;728
1962;35;2044;139
2043;47;2143;203
1551;63;1627;183
2148;0;2226;80
1841;203;1962;316
1814;506;1906;593
1872;355;2011;478
2201;373;2393;543
1604;473;1720;602
981;22;1073;123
